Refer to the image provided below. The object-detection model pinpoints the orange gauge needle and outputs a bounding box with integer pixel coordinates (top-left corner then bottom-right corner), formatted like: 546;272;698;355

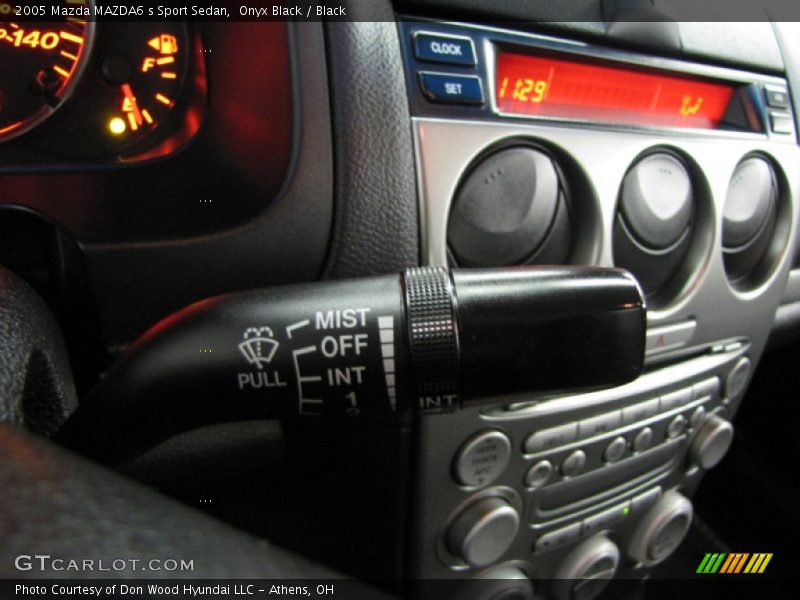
121;83;143;127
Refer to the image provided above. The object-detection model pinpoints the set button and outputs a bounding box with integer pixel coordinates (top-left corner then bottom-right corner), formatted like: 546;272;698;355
769;112;793;135
418;72;484;105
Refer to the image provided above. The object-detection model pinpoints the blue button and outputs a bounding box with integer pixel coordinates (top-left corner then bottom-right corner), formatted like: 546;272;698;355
418;72;484;105
414;33;477;66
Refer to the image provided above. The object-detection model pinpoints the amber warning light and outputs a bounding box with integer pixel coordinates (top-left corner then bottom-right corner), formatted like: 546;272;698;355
496;51;738;130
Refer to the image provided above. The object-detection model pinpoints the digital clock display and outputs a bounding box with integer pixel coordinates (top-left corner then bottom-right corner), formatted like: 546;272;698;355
495;50;748;130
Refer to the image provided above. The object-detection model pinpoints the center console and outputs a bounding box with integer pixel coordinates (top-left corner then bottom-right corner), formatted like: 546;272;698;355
398;19;799;598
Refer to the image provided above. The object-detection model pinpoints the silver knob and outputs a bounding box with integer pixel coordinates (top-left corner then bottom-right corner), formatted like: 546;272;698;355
690;414;734;469
453;567;534;600
628;490;693;566
552;535;620;600
447;497;520;568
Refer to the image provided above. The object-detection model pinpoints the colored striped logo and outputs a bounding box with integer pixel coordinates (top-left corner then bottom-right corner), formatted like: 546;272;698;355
696;553;773;574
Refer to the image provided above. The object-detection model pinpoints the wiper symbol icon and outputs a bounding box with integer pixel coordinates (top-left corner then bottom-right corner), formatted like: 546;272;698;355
238;326;279;369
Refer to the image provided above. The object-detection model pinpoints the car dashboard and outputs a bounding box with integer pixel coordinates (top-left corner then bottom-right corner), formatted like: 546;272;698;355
1;2;799;599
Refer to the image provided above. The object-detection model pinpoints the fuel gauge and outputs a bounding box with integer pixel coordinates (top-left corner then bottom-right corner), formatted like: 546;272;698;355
100;28;189;147
12;22;204;162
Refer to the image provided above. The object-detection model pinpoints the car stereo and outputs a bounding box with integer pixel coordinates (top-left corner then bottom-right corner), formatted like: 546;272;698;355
398;18;799;599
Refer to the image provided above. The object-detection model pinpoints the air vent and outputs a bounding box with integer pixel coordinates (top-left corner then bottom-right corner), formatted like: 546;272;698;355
612;150;711;308
447;143;572;267
722;155;791;290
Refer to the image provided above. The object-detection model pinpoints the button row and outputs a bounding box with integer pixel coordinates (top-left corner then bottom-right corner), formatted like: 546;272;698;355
523;377;719;454
534;488;662;554
763;85;792;135
524;426;657;489
411;31;485;107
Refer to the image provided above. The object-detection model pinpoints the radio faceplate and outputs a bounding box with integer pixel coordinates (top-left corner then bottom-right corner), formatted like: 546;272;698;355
400;18;800;597
411;345;749;587
399;19;796;141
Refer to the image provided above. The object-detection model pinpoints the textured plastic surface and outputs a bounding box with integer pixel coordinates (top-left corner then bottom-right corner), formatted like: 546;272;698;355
0;265;76;435
0;422;393;587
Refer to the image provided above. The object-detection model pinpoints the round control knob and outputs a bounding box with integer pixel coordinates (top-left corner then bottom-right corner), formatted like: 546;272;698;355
628;490;693;566
690;414;734;470
448;146;567;266
619;153;694;250
455;567;534;600
552;535;620;600
447;497;520;568
453;430;512;487
722;158;778;283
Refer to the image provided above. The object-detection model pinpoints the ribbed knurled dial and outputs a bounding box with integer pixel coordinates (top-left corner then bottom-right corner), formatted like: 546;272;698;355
404;267;460;410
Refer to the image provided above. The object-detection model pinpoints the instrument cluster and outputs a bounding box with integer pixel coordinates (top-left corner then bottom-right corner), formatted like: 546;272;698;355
0;1;205;164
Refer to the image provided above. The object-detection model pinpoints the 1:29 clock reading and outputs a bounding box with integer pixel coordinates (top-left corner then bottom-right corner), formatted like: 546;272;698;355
498;77;548;103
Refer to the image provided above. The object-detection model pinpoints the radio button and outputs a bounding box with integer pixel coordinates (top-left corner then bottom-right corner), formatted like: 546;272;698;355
631;487;662;513
582;502;630;535
689;406;706;428
726;357;751;400
603;436;628;464
621;398;660;425
524;423;578;454
413;33;477;66
534;522;581;554
561;450;587;478
453;430;511;487
770;112;793;134
659;388;692;412
418;72;484;105
692;377;720;401
632;427;654;452
578;410;622;439
765;85;790;109
666;415;688;439
525;460;553;490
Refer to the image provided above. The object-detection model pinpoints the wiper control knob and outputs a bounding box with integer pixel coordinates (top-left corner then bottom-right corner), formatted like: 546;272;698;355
56;266;645;463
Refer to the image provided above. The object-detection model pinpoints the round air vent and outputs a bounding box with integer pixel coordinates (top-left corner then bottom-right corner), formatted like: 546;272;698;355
447;145;571;267
722;157;779;287
613;151;703;304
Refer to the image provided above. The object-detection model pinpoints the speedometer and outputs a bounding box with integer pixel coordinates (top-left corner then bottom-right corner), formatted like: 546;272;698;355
0;0;95;143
